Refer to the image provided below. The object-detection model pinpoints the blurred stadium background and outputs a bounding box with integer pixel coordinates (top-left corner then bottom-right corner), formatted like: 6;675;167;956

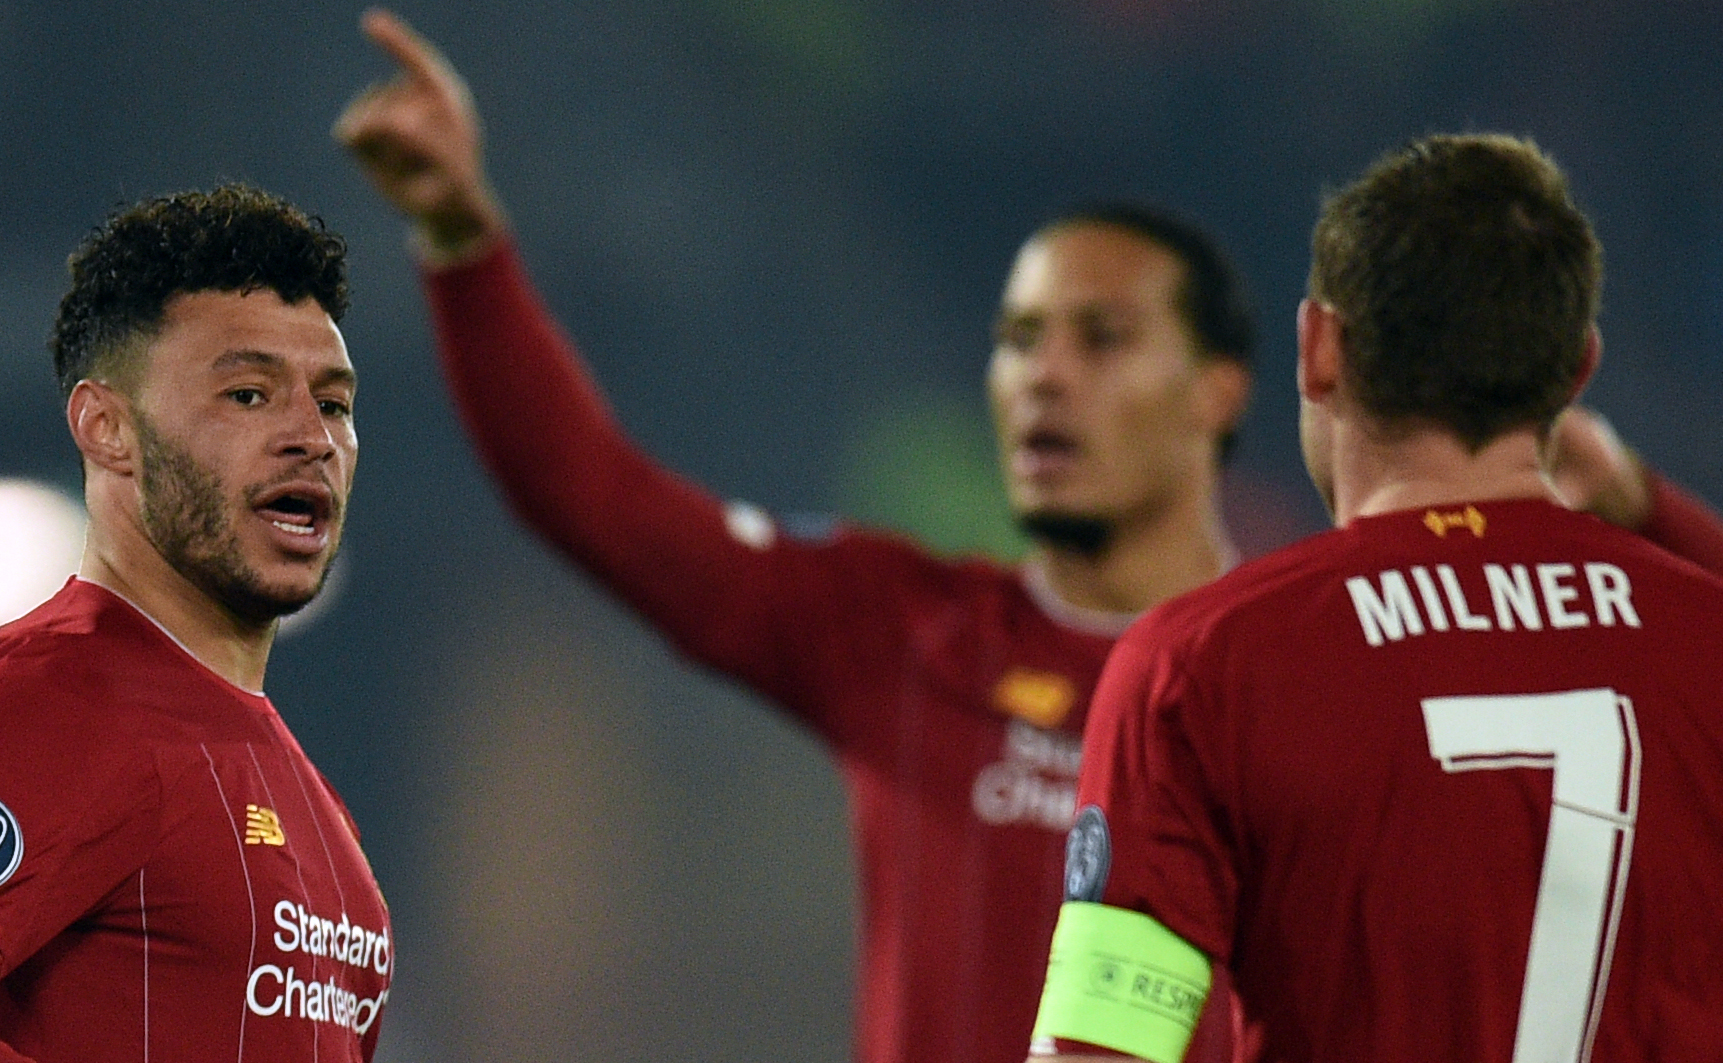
4;1;1723;1059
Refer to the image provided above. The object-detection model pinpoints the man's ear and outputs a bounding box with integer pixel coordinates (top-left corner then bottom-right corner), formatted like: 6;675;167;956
1196;357;1252;441
67;380;138;476
1297;298;1344;403
1569;325;1602;403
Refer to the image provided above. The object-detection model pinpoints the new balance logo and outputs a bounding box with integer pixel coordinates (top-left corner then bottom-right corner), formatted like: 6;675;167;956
245;804;285;846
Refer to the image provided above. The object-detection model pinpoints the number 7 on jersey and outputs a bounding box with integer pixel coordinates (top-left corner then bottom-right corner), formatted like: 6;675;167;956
1422;688;1640;1063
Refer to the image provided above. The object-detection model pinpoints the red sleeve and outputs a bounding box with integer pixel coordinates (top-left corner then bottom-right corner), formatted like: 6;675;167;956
1078;613;1238;966
422;240;931;723
1059;614;1246;1063
0;711;160;992
1637;468;1723;578
0;768;158;985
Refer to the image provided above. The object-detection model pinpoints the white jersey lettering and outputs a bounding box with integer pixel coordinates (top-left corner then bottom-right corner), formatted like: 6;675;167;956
1347;571;1425;647
246;964;389;1035
271;899;388;974
1585;563;1640;628
1349;561;1640;646
1486;564;1543;631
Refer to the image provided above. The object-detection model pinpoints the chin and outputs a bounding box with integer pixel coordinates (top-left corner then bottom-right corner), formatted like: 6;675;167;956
266;586;321;617
221;586;317;627
270;569;334;615
218;562;333;626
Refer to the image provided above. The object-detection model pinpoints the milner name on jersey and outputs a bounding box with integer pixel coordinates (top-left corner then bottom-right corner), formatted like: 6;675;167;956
1346;560;1641;647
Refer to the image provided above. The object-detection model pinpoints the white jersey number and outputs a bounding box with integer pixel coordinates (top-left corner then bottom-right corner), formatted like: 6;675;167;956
1421;688;1640;1063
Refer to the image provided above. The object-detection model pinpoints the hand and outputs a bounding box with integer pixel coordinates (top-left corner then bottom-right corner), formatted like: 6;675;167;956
334;8;507;263
1543;406;1652;530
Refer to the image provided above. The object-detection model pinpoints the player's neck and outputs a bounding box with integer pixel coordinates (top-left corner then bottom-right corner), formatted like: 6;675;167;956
1034;490;1236;616
1332;421;1558;526
79;520;275;694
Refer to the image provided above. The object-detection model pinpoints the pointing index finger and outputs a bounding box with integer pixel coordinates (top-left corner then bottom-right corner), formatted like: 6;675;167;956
360;7;451;87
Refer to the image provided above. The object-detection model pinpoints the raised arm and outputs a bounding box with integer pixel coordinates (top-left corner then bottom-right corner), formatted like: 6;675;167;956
333;11;930;719
1544;405;1723;575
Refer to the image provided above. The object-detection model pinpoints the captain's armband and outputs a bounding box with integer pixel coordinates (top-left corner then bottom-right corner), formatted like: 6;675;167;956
1029;901;1212;1063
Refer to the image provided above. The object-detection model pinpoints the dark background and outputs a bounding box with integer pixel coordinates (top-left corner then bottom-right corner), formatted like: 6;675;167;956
4;2;1722;1059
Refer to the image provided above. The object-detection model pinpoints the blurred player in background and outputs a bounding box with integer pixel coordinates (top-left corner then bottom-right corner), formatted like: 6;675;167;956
0;185;390;1061
336;13;1723;1062
337;13;1249;1061
1031;134;1723;1061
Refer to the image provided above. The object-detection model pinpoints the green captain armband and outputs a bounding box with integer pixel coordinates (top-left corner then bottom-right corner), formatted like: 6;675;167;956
1030;901;1212;1062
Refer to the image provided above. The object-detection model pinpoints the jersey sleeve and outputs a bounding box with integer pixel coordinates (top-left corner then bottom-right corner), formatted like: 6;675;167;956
1636;467;1723;577
0;706;161;980
1077;613;1239;967
422;241;934;728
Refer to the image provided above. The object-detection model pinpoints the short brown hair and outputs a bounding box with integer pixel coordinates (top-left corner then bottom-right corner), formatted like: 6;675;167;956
51;183;348;400
1308;134;1601;449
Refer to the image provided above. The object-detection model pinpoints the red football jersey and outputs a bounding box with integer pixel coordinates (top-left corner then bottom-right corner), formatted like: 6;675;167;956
0;580;392;1063
426;243;1142;1063
1082;499;1723;1061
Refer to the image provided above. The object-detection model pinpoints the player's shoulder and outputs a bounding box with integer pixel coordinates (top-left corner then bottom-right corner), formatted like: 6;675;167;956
1579;508;1723;593
0;581;189;723
1124;528;1349;653
1561;506;1723;631
797;509;1028;597
0;581;107;688
1460;496;1723;606
739;506;1123;655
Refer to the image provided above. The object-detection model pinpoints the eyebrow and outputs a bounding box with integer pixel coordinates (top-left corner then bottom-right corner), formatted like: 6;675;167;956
212;348;358;390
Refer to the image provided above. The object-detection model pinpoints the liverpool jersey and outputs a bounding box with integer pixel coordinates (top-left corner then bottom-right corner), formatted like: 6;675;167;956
1083;499;1723;1062
0;579;391;1063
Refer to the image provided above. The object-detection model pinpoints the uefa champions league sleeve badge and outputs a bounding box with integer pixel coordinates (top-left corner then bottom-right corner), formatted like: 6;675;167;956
1064;804;1111;902
0;801;23;887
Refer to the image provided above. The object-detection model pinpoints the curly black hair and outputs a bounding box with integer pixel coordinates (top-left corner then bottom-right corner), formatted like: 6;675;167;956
51;183;349;400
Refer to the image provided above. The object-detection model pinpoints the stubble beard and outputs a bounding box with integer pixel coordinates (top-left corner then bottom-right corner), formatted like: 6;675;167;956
135;414;334;627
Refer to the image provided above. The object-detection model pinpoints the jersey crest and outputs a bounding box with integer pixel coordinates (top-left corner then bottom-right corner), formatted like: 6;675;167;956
1423;504;1487;538
993;667;1076;727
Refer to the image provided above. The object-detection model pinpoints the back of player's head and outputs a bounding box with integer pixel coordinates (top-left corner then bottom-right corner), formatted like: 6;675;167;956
1308;133;1602;449
1038;202;1257;369
51;183;350;400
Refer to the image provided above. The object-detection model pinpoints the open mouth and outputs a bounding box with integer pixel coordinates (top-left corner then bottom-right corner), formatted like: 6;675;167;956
1023;428;1079;459
1009;424;1084;486
253;484;333;540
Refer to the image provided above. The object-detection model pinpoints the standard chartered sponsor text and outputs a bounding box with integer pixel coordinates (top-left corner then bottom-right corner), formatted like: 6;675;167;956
273;899;389;973
246;965;388;1034
246;899;389;1033
972;721;1081;830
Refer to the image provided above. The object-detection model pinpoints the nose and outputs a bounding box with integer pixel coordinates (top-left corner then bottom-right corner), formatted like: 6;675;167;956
277;387;338;463
1023;328;1081;397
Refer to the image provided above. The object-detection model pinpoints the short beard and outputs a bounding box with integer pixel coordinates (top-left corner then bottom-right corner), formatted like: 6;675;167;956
135;413;329;627
1018;512;1113;557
